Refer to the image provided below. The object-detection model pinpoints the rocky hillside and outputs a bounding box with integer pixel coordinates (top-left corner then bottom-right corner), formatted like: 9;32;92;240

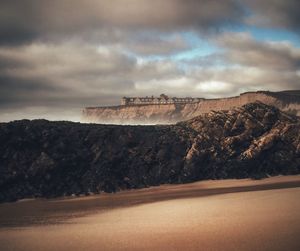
82;91;300;124
1;103;300;202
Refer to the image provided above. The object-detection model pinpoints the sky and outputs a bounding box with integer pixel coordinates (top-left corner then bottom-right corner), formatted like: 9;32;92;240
0;0;299;122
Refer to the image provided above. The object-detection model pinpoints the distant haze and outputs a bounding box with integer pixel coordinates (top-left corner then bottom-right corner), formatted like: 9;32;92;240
0;0;299;121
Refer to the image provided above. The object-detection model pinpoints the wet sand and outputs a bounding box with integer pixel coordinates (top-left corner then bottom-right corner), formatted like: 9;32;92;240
0;176;300;251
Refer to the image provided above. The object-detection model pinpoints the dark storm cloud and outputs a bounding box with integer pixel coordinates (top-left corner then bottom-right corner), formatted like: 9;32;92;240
0;43;136;108
0;0;244;45
0;76;63;108
244;0;300;33
0;42;184;111
1;0;298;46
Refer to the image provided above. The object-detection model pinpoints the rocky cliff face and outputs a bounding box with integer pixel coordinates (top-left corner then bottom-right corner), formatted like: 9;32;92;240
82;104;184;124
82;91;300;124
0;103;299;202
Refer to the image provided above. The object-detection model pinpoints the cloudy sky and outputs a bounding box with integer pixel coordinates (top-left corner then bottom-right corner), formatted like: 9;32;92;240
0;0;299;121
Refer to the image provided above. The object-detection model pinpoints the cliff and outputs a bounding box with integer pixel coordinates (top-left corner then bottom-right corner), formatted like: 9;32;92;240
82;91;300;124
0;103;299;202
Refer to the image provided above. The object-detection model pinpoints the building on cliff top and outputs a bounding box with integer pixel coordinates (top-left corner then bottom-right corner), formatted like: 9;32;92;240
121;94;203;105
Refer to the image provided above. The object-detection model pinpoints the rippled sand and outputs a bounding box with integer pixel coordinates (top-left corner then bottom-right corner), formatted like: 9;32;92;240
0;176;300;251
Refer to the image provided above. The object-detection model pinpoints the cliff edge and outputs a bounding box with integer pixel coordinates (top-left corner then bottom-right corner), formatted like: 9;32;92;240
82;91;300;124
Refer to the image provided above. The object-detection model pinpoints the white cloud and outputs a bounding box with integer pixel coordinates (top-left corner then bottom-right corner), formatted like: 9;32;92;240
196;81;233;93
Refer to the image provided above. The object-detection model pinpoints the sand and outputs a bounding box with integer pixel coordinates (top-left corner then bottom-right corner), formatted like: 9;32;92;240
0;175;300;251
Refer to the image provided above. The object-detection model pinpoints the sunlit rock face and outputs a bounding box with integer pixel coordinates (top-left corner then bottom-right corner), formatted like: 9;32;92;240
82;91;300;124
0;102;299;202
82;104;183;125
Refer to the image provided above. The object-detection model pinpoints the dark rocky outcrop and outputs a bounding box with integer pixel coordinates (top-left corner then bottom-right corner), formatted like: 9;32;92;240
0;102;299;202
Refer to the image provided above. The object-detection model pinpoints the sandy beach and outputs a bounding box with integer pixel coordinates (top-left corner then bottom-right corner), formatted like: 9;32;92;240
0;175;300;251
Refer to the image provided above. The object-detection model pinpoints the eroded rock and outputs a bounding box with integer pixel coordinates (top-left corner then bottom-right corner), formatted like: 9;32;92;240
0;102;299;202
